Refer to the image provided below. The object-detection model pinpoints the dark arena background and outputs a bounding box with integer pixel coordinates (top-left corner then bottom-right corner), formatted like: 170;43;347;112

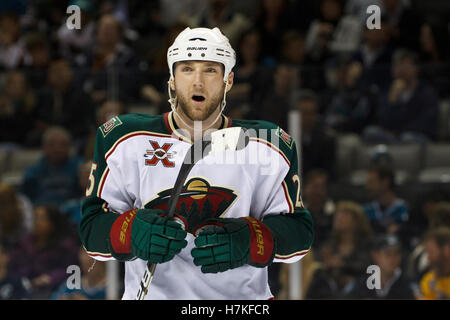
0;0;449;303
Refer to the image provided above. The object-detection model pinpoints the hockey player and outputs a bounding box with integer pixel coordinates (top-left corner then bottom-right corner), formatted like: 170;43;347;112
79;27;314;299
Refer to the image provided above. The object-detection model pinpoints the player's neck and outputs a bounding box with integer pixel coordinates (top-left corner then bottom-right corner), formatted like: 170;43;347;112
173;107;223;142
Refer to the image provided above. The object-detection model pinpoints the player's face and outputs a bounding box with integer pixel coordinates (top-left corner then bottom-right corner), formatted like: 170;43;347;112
173;61;229;122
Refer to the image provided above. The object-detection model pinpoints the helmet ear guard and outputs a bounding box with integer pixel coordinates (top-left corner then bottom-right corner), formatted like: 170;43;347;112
168;77;175;91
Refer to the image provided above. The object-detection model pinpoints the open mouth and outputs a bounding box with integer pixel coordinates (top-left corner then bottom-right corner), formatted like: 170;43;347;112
192;94;206;102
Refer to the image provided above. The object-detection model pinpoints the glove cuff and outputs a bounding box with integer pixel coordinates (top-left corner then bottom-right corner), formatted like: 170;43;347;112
110;209;138;255
240;217;275;266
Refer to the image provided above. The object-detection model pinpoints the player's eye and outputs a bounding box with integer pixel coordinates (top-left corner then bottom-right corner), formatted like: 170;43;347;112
182;66;193;72
206;68;217;73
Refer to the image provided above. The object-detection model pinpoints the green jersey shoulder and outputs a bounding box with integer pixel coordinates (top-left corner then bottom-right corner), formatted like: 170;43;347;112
231;118;296;160
98;113;171;150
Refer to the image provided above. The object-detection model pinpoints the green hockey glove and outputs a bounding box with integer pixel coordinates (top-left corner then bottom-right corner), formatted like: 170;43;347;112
109;209;187;263
191;217;275;273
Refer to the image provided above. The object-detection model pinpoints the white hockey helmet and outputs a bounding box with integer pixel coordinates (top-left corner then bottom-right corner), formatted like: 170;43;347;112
167;27;236;82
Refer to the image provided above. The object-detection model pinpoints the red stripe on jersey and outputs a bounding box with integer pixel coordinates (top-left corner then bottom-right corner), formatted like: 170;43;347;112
281;181;294;213
226;116;232;128
250;138;290;167
105;132;173;161
102;131;180;197
275;249;310;260
163;112;173;134
87;252;112;258
98;167;109;198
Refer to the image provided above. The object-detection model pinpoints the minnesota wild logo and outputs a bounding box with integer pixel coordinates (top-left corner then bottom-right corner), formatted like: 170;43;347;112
144;177;238;234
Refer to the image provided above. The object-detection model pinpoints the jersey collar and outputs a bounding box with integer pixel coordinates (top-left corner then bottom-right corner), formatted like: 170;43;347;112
163;111;232;143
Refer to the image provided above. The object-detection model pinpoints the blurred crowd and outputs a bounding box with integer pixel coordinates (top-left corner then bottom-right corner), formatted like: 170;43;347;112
0;0;449;299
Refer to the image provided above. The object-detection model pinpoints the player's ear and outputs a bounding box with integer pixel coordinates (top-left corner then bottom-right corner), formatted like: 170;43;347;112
169;77;175;91
225;72;234;93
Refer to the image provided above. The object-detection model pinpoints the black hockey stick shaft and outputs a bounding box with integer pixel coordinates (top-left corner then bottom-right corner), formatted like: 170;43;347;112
165;140;210;218
136;139;211;300
136;127;249;299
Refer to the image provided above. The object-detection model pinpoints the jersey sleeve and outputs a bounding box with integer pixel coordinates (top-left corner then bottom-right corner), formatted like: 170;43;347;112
79;126;134;261
252;133;314;264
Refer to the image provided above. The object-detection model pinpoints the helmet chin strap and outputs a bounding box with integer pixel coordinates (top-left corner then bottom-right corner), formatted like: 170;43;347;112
167;78;229;133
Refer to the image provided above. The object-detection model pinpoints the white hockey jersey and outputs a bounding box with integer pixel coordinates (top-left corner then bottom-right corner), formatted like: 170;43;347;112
80;111;313;300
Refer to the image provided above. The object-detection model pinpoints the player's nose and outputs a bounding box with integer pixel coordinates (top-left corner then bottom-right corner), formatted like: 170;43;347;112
192;70;205;88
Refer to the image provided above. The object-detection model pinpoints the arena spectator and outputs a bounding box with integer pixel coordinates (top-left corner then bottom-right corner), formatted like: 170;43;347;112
113;0;166;61
147;22;188;71
0;242;31;299
254;0;298;65
344;0;382;23
279;30;307;66
0;1;27;16
325;201;373;274
61;160;93;226
418;21;450;99
419;227;450;299
79;14;141;104
140;23;188;115
381;0;422;52
0;12;24;70
306;201;373;299
305;0;344;60
250;63;298;130
419;22;449;64
303;0;344;91
0;183;33;250
277;250;322;299
22;32;51;90
20;126;83;206
83;100;126;160
187;0;251;48
346;234;415;299
363;164;409;236
0;70;36;146
56;0;96;62
323;56;379;134
27;1;69;33
407;202;450;285
159;0;207;28
364;49;439;143
407;188;448;234
226;28;263;119
282;29;328;93
350;19;394;92
294;90;337;179
8;204;79;298
52;246;106;300
303;169;335;250
34;58;95;147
